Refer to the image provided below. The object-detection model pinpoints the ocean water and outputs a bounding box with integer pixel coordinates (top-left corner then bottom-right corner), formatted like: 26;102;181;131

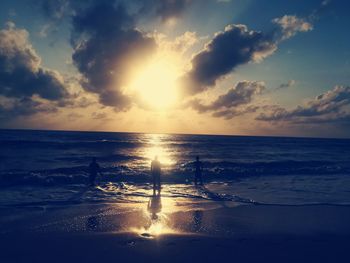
1;129;350;207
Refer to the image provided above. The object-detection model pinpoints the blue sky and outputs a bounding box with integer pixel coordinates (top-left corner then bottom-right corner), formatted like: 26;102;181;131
0;0;350;137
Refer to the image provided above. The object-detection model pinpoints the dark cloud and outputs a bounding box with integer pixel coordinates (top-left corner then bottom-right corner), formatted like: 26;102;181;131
71;1;156;110
0;97;57;121
0;22;68;101
187;81;265;118
134;0;193;22
40;0;193;23
275;80;296;91
180;25;276;95
91;112;108;120
180;9;317;97
41;0;71;20
153;0;192;21
212;105;259;120
257;86;350;124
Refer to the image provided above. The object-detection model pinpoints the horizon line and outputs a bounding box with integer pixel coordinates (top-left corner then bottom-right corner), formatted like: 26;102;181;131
0;127;349;141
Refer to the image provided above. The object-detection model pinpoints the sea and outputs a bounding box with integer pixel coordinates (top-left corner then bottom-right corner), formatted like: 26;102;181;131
1;129;350;207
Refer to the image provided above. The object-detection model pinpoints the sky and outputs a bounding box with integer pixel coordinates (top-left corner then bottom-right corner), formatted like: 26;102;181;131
0;0;350;138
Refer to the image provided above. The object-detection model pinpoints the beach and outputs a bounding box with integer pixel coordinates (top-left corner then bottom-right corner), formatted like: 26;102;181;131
1;130;350;262
1;195;350;263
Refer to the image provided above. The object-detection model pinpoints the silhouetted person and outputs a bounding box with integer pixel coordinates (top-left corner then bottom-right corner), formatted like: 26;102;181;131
89;157;101;186
194;156;203;185
151;156;161;194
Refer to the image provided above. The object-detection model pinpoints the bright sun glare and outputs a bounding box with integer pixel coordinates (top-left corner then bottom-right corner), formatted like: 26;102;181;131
144;134;174;166
129;57;180;110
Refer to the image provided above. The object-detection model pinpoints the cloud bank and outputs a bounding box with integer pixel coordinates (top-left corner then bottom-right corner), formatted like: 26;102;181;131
0;22;68;101
0;22;70;120
257;86;350;125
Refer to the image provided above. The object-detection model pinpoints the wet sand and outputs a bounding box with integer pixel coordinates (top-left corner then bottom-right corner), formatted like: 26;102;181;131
1;199;350;263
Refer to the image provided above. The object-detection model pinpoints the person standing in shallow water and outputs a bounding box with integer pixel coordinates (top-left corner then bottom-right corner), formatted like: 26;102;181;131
89;157;101;186
194;156;203;185
151;156;161;194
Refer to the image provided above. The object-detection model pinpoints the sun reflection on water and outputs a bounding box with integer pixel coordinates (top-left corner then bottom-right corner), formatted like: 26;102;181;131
144;134;175;166
131;195;179;238
127;134;180;237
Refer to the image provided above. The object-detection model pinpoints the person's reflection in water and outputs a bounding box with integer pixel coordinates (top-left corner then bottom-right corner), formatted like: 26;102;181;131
151;156;161;195
192;210;203;232
142;193;163;237
147;192;162;220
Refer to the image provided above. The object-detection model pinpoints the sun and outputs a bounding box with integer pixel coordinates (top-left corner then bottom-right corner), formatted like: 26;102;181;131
128;56;180;110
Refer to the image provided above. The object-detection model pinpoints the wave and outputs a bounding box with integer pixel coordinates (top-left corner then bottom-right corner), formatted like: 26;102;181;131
2;182;349;209
185;160;350;176
0;159;349;187
0;182;257;208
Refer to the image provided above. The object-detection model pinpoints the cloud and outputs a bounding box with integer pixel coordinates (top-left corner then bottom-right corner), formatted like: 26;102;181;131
38;0;194;111
309;0;332;21
321;0;331;6
180;25;276;95
139;0;193;22
40;0;193;23
36;0;317;117
154;0;192;21
71;2;156;110
0;96;58;121
212;105;259;120
91;112;108;120
275;80;296;91
187;81;265;118
153;31;199;55
66;112;84;121
40;0;71;20
257;86;350;124
38;24;52;38
180;10;316;97
0;22;68;101
272;15;313;41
